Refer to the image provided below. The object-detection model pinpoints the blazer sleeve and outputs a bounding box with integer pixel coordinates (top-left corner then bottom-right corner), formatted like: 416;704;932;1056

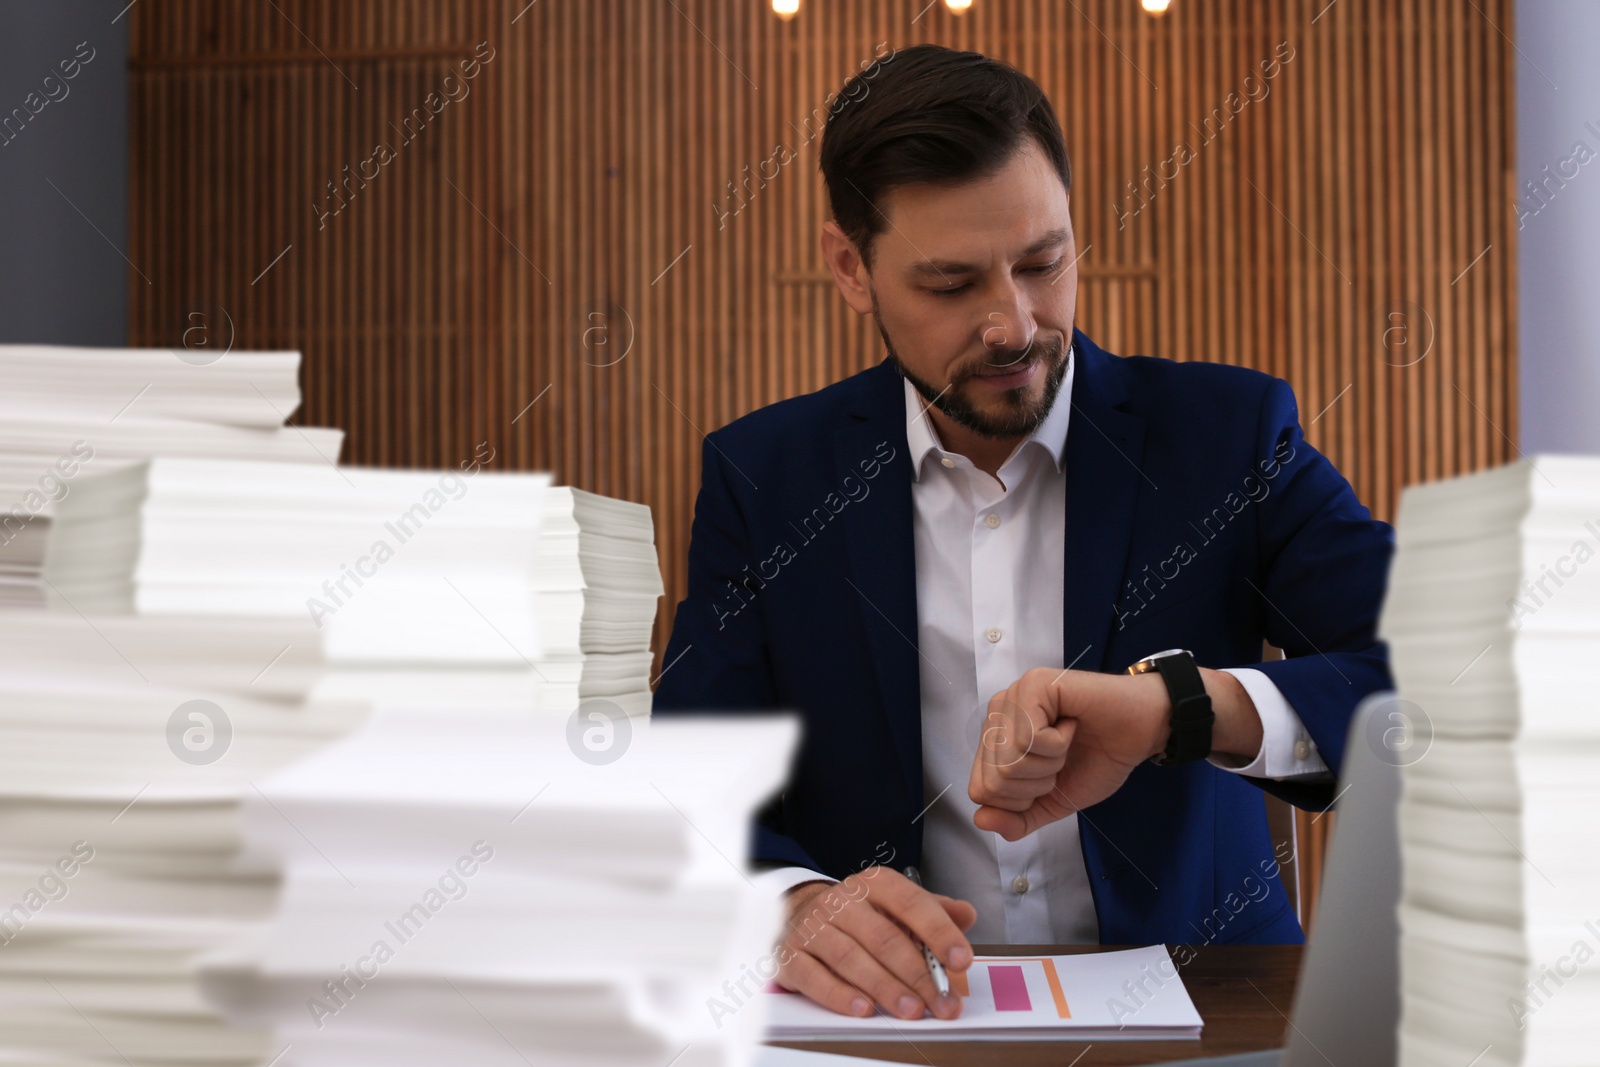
652;434;824;871
1243;377;1396;810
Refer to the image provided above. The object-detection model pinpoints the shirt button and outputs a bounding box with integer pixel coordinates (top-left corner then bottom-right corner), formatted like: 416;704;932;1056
985;513;1001;528
940;457;956;468
1012;876;1030;894
1294;740;1313;761
986;628;1002;643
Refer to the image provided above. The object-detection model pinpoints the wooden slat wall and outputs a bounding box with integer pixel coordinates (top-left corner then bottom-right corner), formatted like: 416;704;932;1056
127;0;1517;931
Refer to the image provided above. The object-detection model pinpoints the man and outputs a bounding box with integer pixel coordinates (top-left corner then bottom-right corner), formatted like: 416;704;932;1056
653;45;1393;1024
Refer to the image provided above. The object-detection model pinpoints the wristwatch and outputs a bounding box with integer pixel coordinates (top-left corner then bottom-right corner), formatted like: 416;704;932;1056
1126;648;1214;765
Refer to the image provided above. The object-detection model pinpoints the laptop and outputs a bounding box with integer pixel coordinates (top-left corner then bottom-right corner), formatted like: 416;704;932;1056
1156;689;1404;1067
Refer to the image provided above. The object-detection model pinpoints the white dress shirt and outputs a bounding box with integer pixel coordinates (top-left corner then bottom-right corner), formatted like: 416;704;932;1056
760;346;1328;943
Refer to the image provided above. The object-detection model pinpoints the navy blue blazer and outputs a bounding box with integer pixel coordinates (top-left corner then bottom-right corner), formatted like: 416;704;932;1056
653;329;1394;945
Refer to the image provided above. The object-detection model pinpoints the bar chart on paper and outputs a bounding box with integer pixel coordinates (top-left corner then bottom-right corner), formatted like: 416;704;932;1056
764;945;1204;1041
946;957;1073;1017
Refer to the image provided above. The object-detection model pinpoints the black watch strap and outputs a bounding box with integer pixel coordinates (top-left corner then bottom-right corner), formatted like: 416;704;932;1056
1148;652;1215;764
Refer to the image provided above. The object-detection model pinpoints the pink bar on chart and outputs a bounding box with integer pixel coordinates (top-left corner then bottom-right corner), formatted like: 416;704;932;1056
987;964;1032;1012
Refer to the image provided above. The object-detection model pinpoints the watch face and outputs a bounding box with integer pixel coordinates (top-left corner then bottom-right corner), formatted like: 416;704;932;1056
1128;648;1192;674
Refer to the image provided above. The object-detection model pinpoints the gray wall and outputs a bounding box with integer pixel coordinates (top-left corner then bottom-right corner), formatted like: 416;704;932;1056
0;2;129;345
1517;0;1600;456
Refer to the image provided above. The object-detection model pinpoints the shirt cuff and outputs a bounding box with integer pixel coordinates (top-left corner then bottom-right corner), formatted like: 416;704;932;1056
1212;667;1331;779
755;865;838;897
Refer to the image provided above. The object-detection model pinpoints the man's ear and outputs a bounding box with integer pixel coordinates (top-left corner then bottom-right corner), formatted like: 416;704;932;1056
820;222;875;316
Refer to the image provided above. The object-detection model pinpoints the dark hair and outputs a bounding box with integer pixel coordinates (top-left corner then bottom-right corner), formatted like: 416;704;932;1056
819;44;1072;270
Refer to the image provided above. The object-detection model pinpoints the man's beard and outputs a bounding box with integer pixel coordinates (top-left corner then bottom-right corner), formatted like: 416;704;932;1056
872;299;1071;440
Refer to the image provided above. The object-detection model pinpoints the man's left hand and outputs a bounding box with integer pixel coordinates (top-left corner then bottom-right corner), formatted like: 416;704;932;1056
967;666;1263;841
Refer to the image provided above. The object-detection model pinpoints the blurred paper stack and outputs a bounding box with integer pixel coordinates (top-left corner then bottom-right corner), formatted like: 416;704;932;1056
1;345;669;1065
199;715;796;1067
1379;456;1600;1067
0;345;342;608
0;627;369;1066
0;347;363;1066
44;459;665;719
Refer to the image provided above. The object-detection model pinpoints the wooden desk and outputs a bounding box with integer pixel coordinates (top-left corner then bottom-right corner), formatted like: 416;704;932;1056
768;944;1300;1066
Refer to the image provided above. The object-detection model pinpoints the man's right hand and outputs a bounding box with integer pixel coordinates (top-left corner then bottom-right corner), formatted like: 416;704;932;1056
774;866;976;1020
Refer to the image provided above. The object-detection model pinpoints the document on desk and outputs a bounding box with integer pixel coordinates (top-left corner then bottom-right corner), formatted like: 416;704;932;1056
764;945;1203;1041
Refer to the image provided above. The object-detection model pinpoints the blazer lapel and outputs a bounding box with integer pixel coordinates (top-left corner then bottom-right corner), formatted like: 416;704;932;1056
1061;333;1149;674
834;363;923;802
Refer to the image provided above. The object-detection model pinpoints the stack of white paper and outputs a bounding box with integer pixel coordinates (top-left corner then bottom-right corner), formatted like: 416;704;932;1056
44;458;665;718
1379;456;1600;1067
0;347;363;1065
0;614;368;1067
1;346;668;1065
523;486;665;719
0;345;305;427
199;715;798;1067
0;345;342;607
534;487;666;654
311;485;665;719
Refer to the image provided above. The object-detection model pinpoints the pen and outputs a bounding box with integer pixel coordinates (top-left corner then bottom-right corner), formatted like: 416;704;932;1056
902;866;950;999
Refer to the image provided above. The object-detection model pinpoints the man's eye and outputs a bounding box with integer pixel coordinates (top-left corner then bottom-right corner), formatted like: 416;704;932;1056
1028;259;1064;275
929;284;970;297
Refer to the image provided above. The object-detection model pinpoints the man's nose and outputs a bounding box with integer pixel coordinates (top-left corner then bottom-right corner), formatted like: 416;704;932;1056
982;300;1036;361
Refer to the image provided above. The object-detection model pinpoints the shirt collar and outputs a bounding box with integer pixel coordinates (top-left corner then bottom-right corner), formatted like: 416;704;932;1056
902;344;1075;482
